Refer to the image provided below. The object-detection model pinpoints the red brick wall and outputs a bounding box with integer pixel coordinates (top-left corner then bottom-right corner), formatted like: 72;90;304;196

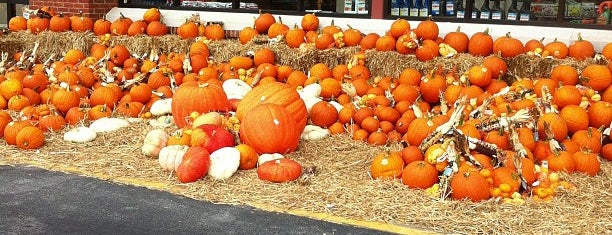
29;0;117;19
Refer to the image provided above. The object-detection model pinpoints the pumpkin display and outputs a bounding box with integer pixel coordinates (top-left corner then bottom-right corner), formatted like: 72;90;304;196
257;158;302;183
3;12;612;209
176;146;211;183
208;147;241;180
240;103;301;154
171;81;231;128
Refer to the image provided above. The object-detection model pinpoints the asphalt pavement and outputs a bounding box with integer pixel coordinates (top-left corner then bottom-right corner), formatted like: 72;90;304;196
0;165;397;235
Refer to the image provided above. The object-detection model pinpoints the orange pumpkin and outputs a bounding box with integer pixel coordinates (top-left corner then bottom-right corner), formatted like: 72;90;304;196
370;151;404;180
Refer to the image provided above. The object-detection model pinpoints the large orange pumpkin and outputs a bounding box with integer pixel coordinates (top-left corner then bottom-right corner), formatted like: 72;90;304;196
239;103;302;154
236;82;307;130
171;81;231;128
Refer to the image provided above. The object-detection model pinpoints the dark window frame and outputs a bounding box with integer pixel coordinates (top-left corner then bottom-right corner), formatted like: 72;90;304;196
383;0;612;30
0;0;28;24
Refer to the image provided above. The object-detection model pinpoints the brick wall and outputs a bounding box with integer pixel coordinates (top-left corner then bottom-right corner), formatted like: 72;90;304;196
29;0;117;19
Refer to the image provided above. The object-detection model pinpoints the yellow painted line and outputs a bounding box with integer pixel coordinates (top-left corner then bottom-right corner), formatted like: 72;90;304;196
1;159;437;235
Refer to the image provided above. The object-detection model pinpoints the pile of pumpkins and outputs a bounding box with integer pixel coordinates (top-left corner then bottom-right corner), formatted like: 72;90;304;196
1;6;611;202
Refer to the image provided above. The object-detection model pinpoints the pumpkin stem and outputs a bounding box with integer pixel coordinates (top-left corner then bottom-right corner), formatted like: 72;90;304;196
483;28;490;35
505;32;512;38
576;32;584;41
277;16;283;24
456;26;461;32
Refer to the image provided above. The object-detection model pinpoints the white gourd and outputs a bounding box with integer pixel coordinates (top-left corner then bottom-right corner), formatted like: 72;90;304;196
63;126;97;143
222;79;252;100
89;117;130;133
208;147;241;180
303;97;323;113
158;145;189;171
142;129;169;158
150;98;173;116
328;100;344;113
298;83;322;100
148;115;175;128
257;153;284;166
301;125;330;140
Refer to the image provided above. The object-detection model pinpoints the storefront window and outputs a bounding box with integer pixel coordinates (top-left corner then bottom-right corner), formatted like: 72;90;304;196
387;0;611;27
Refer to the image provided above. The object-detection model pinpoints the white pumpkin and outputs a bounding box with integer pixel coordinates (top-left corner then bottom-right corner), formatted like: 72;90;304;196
208;147;241;180
89;117;130;133
257;153;284;166
148;115;175;128
328;100;344;113
192;112;223;128
301;125;330;140
222;79;252;100
150;98;173;116
63;126;97;143
298;83;321;100
142;129;170;158
303;97;323;113
158;145;189;171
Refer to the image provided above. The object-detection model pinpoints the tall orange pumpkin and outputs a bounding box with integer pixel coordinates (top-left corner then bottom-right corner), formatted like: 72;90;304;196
236;82;307;130
171;81;231;128
239;103;301;154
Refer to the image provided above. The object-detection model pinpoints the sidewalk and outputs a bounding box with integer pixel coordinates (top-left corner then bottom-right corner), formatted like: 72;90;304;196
0;165;397;235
